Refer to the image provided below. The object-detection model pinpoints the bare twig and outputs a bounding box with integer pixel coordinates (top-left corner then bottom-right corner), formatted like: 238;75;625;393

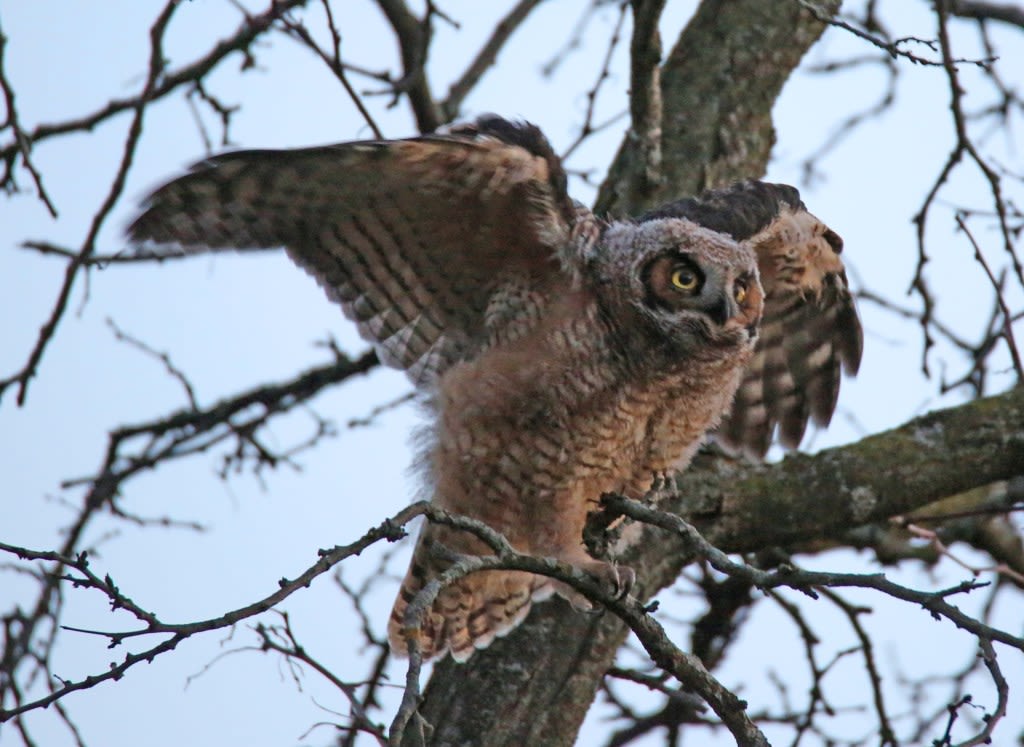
255;613;388;745
19;241;191;265
105;318;199;409
187;79;239;149
819;588;897;745
0;19;57;216
0;501;421;722
795;0;995;67
955;215;1023;380
279;3;384;139
441;0;547;121
561;2;629;161
0;1;178;407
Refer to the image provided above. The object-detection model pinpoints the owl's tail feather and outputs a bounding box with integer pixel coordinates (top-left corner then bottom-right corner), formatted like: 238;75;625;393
388;527;550;662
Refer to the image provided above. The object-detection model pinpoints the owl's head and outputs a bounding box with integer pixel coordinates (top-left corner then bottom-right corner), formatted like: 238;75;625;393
589;218;764;359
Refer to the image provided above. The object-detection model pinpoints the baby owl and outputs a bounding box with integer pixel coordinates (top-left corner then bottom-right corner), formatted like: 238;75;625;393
129;115;862;662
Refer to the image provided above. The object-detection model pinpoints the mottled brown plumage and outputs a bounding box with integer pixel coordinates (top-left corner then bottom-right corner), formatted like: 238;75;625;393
644;182;863;456
128;116;862;662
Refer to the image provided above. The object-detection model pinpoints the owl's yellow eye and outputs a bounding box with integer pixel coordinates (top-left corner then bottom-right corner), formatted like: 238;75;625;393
671;267;699;292
735;284;747;304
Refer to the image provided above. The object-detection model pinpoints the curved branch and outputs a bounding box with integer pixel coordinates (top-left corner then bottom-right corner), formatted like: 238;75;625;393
374;0;441;132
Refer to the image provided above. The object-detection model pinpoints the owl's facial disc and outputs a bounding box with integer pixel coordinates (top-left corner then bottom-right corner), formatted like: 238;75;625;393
639;251;763;350
645;250;753;314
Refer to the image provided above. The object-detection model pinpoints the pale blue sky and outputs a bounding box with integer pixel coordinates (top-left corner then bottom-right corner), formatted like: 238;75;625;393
1;2;1021;745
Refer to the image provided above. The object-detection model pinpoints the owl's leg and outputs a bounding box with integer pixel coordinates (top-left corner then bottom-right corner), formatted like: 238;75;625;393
532;486;638;610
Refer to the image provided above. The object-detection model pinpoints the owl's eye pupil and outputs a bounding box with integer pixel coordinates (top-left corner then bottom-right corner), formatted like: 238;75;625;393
670;267;698;292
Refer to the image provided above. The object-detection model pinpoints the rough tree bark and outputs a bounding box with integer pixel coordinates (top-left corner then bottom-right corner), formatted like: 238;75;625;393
410;2;852;745
595;0;838;217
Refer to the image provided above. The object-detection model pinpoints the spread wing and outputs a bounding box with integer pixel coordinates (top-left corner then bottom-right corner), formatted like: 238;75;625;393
128;116;577;386
644;181;863;457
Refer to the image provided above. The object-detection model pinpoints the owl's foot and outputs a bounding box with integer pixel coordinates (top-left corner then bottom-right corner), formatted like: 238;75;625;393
583;559;636;600
647;471;675;501
554;558;636;613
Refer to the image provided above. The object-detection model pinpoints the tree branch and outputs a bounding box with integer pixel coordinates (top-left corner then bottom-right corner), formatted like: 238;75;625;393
595;0;840;216
617;0;666;201
0;0;307;169
414;384;1024;746
374;0;442;132
440;0;547;121
948;0;1024;29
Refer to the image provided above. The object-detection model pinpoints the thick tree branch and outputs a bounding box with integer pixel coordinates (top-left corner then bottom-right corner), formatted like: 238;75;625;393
374;0;442;132
618;0;666;202
948;0;1024;29
595;0;840;216
416;384;1023;745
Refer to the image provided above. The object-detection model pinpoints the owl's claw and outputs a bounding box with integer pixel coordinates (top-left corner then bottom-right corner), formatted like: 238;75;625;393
554;558;637;612
648;472;674;500
582;559;636;601
613;565;637;600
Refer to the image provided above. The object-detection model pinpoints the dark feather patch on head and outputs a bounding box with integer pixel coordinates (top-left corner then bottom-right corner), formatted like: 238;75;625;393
641;181;804;241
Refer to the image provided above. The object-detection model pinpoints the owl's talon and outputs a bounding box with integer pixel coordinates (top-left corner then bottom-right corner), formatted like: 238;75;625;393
613;565;637;600
648;472;674;500
581;559;636;601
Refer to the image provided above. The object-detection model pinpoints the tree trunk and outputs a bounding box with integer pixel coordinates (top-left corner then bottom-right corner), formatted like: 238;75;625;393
407;2;849;745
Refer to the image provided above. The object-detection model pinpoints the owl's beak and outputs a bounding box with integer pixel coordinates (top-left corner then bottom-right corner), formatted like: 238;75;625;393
711;289;761;340
706;294;739;327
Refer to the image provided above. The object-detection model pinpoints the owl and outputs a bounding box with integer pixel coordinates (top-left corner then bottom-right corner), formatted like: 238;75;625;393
128;115;862;662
